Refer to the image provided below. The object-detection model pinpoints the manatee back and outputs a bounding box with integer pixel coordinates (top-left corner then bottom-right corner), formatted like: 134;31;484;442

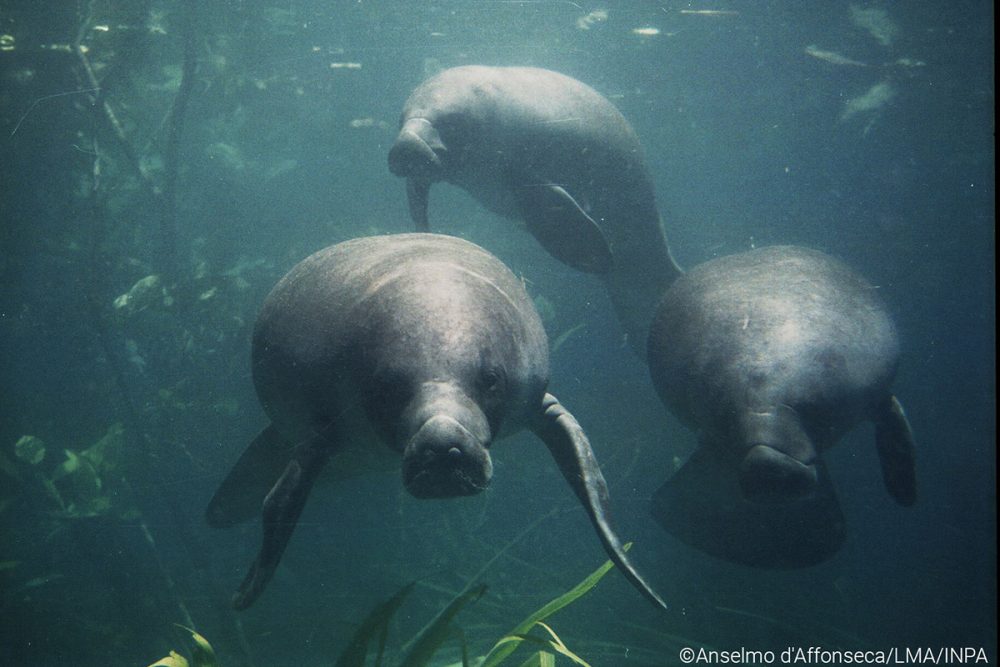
407;66;640;153
648;246;899;444
407;66;653;204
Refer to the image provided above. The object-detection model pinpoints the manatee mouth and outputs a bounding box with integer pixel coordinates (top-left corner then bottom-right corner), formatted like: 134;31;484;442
406;466;488;498
738;444;818;503
402;414;492;499
388;118;445;179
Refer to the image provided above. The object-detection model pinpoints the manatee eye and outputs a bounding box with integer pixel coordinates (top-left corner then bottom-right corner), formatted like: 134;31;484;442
478;366;506;399
435;111;459;128
369;365;411;413
434;111;468;143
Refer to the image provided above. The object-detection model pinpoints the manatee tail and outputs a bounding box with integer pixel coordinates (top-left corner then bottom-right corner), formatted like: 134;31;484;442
650;444;845;568
604;213;684;356
232;436;329;610
873;395;917;506
533;392;668;611
407;178;431;231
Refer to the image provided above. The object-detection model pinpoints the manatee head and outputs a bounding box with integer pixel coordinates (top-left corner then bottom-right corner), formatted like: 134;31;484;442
388;67;496;180
353;258;547;498
388;117;447;181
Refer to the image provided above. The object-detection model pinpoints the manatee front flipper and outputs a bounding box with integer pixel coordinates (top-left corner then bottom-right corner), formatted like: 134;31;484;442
651;444;845;568
232;436;329;610
514;184;613;274
206;425;294;528
532;393;667;610
873;395;917;506
407;178;432;231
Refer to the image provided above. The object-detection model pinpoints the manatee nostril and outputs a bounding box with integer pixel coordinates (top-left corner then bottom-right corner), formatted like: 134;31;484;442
417;440;464;463
403;411;493;499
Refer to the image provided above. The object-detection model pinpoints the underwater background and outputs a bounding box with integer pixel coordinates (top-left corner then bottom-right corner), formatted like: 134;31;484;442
0;2;994;666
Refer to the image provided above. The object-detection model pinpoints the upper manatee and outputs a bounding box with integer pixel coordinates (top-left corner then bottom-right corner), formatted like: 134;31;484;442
389;65;683;352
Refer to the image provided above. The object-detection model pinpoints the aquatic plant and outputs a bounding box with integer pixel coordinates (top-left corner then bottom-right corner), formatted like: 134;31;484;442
3;424;136;521
145;547;622;667
476;546;628;667
335;582;418;667
396;584;488;667
147;625;218;667
329;542;625;666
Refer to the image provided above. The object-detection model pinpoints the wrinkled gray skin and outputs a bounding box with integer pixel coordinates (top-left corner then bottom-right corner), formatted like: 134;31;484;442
647;246;916;568
207;234;666;611
388;66;683;353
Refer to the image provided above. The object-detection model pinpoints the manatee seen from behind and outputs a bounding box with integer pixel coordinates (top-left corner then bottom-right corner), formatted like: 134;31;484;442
647;245;916;568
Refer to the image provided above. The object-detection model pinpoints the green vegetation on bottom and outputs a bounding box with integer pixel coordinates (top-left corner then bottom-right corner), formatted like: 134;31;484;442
146;545;629;667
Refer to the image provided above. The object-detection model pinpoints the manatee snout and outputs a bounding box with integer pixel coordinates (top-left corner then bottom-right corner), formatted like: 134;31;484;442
404;414;493;498
388;118;445;178
736;407;819;503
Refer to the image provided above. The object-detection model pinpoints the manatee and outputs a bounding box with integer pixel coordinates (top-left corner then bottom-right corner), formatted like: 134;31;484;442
646;246;916;567
388;65;683;352
207;233;665;610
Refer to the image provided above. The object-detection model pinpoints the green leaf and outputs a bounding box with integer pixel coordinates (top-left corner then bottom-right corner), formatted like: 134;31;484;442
494;632;592;667
533;622;591;667
398;584;487;667
334;582;416;667
479;545;629;667
460;627;470;667
55;450;81;476
174;625;219;667
146;650;190;667
517;651;556;667
14;435;45;466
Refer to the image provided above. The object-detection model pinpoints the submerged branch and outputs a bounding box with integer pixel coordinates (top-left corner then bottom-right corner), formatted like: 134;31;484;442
72;0;199;285
72;2;152;195
159;0;199;283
